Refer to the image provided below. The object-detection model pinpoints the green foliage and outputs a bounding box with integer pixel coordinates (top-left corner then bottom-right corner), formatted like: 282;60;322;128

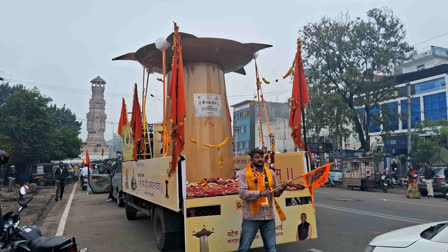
306;87;351;148
410;119;448;164
301;8;413;152
0;83;82;168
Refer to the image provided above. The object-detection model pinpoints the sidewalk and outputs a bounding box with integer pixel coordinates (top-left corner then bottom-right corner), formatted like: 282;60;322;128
0;185;55;226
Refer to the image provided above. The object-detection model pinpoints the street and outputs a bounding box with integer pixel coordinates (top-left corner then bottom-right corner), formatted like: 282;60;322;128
43;185;448;252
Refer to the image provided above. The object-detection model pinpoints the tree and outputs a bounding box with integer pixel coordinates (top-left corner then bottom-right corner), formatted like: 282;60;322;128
410;119;448;165
301;8;413;153
0;83;83;171
108;133;122;158
0;87;54;167
306;87;351;149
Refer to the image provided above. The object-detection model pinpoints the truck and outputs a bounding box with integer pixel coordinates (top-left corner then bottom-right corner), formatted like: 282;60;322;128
113;26;318;251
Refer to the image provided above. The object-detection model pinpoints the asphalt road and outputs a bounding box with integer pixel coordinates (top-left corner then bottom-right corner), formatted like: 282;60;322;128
56;185;448;252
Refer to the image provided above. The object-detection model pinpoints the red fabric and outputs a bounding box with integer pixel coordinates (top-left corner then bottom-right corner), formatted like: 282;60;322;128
82;159;85;167
86;149;90;163
117;98;128;136
130;84;143;160
408;169;417;184
168;24;186;177
289;43;310;150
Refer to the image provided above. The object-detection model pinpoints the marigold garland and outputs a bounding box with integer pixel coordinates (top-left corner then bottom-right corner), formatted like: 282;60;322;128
262;78;270;84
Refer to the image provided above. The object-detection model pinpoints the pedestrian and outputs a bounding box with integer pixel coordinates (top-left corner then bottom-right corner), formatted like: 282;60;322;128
7;165;16;192
423;161;434;198
0;163;6;191
54;162;69;201
406;164;420;199
106;164;115;202
237;148;287;252
81;164;89;182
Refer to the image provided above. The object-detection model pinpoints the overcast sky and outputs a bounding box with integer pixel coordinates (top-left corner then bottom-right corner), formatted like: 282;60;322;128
1;0;447;141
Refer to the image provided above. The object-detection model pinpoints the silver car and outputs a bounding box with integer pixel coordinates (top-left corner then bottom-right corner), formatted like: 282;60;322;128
417;167;448;196
111;159;124;207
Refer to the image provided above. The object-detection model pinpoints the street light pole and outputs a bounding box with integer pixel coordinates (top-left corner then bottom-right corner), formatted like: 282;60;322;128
407;83;412;171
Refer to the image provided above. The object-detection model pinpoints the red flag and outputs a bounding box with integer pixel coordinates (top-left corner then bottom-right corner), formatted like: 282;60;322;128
130;84;143;160
86;149;91;163
289;39;310;150
118;98;128;136
168;23;186;177
303;163;332;209
82;159;85;167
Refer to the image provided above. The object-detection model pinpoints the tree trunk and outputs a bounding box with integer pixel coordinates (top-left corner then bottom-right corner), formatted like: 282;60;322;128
365;107;371;154
353;114;368;153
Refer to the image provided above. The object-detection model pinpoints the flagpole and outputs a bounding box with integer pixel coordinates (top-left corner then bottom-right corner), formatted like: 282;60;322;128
302;107;311;171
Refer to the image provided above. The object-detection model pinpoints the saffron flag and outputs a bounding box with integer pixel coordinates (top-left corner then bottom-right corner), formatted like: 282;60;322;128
118;98;128;136
289;39;310;150
82;159;85;168
303;163;333;209
86;149;91;163
130;84;143;160
167;23;186;177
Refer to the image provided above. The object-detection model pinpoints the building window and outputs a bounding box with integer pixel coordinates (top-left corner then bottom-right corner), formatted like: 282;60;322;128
401;98;421;129
414;77;445;95
424;92;447;122
381;102;398;131
417;64;425;71
239;126;246;134
369;106;381;133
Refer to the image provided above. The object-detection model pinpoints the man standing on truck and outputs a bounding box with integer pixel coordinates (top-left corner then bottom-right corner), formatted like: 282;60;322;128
237;148;287;252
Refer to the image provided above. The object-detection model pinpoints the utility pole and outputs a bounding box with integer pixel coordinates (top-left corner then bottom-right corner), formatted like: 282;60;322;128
235;127;238;156
407;83;412;171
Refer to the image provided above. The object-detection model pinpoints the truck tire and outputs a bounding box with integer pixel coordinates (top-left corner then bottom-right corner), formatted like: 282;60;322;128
117;191;125;208
125;194;137;220
152;207;184;251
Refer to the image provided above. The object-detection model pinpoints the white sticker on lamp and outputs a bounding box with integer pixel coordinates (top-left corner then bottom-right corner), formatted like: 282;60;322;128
194;93;222;117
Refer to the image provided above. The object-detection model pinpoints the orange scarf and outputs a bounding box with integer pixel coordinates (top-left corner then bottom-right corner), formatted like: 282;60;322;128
246;163;286;221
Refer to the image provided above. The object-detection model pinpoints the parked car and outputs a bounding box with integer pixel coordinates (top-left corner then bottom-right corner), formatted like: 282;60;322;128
366;221;448;251
111;158;124;207
417;167;447;196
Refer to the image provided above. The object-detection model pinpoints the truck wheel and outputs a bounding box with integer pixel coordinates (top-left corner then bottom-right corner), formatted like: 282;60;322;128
125;194;137;220
117;192;125;208
153;207;184;251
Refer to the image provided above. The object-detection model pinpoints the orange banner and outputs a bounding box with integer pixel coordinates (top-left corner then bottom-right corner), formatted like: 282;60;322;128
303;163;333;209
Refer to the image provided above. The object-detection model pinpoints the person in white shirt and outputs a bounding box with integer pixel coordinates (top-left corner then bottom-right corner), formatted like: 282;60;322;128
81;166;89;181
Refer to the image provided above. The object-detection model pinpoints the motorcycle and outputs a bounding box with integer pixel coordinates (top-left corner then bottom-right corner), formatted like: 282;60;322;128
374;172;388;193
1;186;79;251
81;177;88;191
389;168;403;188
